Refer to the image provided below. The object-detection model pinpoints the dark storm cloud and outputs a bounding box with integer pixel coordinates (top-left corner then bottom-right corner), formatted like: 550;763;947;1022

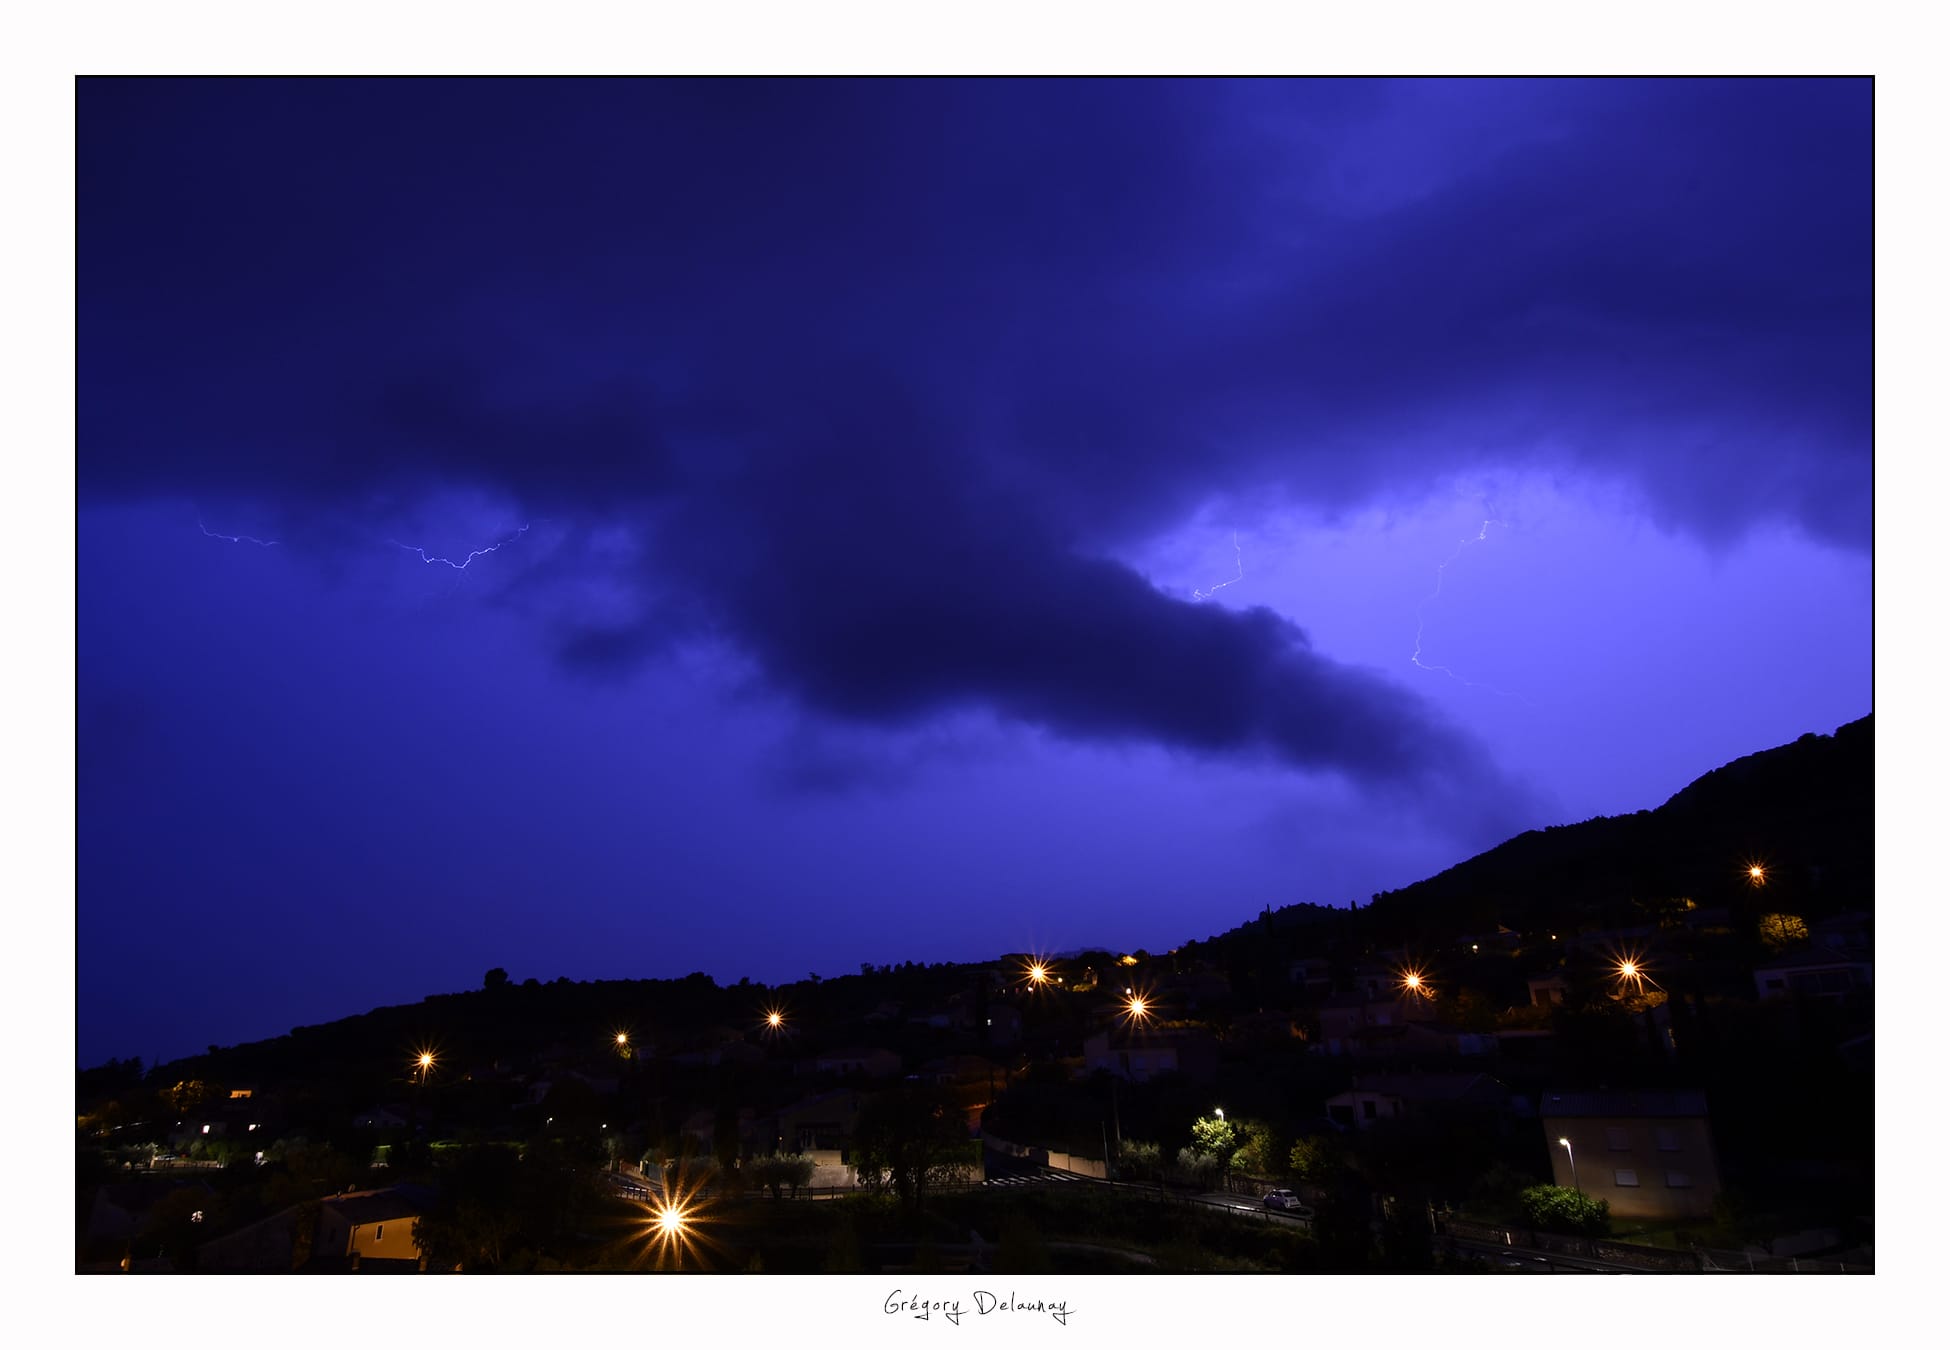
595;382;1492;786
76;78;1869;797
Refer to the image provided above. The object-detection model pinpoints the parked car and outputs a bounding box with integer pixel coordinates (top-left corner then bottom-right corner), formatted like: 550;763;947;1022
1262;1189;1305;1210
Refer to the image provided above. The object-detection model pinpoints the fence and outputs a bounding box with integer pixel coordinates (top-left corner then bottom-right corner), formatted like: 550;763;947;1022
711;1179;992;1202
1695;1247;1865;1274
1441;1216;1867;1273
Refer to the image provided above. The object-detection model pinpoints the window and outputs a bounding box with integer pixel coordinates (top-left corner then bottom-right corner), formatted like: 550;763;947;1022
1362;1100;1378;1120
1613;1169;1640;1187
375;1224;384;1241
1604;1127;1630;1151
1664;1172;1693;1189
1654;1127;1680;1152
1765;978;1785;992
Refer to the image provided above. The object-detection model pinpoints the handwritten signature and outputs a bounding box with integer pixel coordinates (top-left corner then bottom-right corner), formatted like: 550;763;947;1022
884;1289;1073;1326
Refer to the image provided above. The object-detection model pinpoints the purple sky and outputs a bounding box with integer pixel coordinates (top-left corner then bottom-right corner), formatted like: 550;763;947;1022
75;78;1870;1067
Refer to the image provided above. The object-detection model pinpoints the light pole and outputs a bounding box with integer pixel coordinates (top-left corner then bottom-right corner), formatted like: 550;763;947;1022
1557;1136;1581;1193
413;1051;435;1138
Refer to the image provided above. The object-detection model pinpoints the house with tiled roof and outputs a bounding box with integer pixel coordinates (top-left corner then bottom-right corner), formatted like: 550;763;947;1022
1540;1089;1720;1221
314;1185;437;1271
1324;1072;1507;1130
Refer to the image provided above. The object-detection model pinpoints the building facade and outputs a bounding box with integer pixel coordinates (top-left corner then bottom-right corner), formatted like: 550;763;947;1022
1540;1090;1720;1221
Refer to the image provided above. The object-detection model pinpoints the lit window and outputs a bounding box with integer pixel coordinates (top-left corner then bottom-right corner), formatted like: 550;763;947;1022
1654;1127;1680;1152
1604;1127;1630;1151
1664;1171;1693;1189
1613;1169;1640;1187
201;1125;210;1135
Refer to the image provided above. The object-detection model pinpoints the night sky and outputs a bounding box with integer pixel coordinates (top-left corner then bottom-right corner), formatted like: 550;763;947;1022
76;78;1870;1068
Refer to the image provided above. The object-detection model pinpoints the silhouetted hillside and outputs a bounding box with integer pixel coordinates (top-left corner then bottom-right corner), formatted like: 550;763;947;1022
98;718;1869;1096
1354;716;1871;942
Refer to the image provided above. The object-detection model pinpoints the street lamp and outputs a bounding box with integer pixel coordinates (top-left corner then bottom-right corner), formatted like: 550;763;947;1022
415;1052;434;1085
1557;1136;1581;1193
1613;955;1663;996
1213;1107;1224;1121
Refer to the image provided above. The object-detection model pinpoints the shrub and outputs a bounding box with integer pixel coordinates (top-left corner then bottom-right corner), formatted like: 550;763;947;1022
1519;1184;1609;1236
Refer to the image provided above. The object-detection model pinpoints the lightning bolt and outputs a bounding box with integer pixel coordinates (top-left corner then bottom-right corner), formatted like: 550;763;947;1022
1193;531;1244;601
197;513;535;582
1411;517;1520;696
386;523;531;571
198;515;277;547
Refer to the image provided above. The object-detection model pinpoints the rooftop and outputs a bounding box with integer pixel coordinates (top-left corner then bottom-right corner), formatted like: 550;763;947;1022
322;1184;437;1226
1540;1089;1710;1119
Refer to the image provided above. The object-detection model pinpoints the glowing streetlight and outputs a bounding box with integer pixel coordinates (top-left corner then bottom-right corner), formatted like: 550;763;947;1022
1747;863;1767;886
1213;1107;1224;1121
414;1051;435;1085
1612;953;1662;996
767;1011;784;1029
1558;1136;1581;1193
1122;993;1151;1025
634;1172;718;1271
1398;967;1433;999
1027;963;1049;987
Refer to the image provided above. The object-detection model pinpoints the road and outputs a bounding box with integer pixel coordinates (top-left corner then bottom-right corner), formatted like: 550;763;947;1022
1445;1235;1640;1273
1187;1190;1314;1228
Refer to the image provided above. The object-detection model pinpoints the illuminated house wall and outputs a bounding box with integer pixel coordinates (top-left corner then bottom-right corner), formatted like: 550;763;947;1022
1541;1091;1720;1221
315;1187;433;1271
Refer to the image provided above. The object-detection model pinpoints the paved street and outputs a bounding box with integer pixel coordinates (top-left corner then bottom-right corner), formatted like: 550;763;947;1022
1446;1236;1634;1273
